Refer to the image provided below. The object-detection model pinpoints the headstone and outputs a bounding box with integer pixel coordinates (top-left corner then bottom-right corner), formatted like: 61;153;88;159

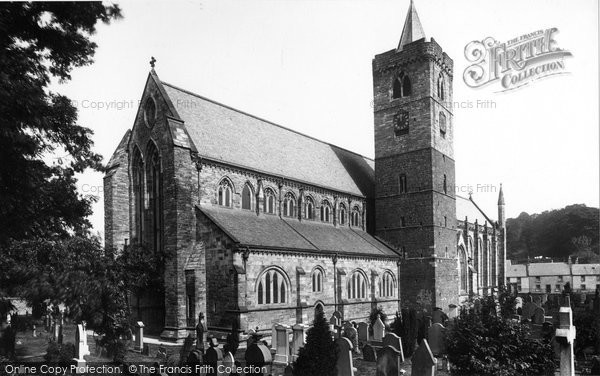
205;345;224;376
431;309;446;325
382;333;404;362
223;351;235;375
376;346;403;376
372;316;385;344
81;321;89;356
57;323;63;344
72;324;86;369
427;323;446;356
284;364;294;376
271;324;279;351
142;344;150;356
448;304;458;320
335;337;355;376
32;324;36;338
344;327;359;354
245;342;272;376
134;321;145;351
533;307;545;325
180;335;196;364
273;324;290;364
362;344;377;362
196;313;207;352
522;301;537;320
187;349;203;369
411;339;436;376
555;306;576;376
291;323;307;361
358;322;369;343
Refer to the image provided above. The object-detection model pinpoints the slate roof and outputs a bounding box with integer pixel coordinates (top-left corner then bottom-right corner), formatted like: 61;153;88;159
571;264;600;276
161;81;374;197
456;195;495;225
506;262;527;277
528;263;570;276
198;204;398;257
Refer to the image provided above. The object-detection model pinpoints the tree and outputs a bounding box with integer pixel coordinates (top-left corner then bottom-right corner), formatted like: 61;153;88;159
293;309;337;376
0;2;121;244
369;306;388;329
446;296;554;376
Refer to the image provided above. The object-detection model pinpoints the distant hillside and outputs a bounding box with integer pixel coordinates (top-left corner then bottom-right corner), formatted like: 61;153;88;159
506;204;600;263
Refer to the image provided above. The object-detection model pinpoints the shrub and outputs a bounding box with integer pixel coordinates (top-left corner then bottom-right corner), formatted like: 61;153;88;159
293;309;337;376
45;342;75;364
446;296;554;376
369;307;388;329
224;319;240;356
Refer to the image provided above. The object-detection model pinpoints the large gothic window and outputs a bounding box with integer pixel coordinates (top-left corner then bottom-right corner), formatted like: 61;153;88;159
264;188;276;214
218;179;233;207
257;268;288;305
147;142;162;253
339;203;347;225
347;270;367;299
312;267;324;293
283;192;296;218
132;147;144;243
242;183;253;210
320;200;331;223
379;271;395;298
392;72;411;99
459;246;468;294
305;196;315;220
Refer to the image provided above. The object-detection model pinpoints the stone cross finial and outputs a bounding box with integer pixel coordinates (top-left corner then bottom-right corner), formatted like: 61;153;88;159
150;56;156;68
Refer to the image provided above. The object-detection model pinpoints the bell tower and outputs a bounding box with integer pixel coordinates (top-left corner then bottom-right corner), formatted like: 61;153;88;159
373;0;458;311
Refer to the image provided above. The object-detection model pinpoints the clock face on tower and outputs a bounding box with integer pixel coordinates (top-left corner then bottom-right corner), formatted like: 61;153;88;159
394;109;409;136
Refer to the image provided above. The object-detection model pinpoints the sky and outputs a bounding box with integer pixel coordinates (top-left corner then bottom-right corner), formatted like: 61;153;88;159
48;0;599;237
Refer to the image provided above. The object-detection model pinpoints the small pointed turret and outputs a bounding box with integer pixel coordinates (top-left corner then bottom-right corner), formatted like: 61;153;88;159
397;0;426;51
497;183;506;229
498;183;505;205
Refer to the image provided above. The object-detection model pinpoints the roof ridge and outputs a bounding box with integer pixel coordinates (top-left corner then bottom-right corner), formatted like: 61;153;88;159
160;80;374;162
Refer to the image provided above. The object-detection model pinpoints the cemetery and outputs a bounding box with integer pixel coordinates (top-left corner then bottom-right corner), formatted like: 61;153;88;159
1;288;599;375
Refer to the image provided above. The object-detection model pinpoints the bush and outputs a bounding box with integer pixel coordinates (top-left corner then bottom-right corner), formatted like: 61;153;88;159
224;319;240;356
446;296;554;376
369;306;388;329
293;309;337;376
45;342;75;364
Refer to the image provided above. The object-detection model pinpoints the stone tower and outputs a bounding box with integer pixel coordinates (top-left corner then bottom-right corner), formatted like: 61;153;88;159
372;0;459;311
497;184;507;286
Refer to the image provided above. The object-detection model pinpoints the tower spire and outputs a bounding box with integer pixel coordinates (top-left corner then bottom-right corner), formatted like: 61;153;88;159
397;0;426;51
498;183;505;205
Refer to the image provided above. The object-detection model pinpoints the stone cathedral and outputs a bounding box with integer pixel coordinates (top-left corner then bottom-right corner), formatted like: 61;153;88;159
104;1;506;340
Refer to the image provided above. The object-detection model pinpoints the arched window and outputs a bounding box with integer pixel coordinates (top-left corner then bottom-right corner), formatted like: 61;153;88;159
443;174;447;194
132;147;145;243
437;73;445;100
257;268;288;305
305;196;315;220
320;200;331;223
339;203;347;225
147;142;162;253
144;97;157;127
491;243;496;287
312;268;324;292
399;174;407;193
218;179;233;207
264;188;276;214
392;72;411;99
351;207;361;227
283;192;296;218
242;183;253;210
379;271;395;298
439;112;447;137
347;270;368;299
459;246;468;294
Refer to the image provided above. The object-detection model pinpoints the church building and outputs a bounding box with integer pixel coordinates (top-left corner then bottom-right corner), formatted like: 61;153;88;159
104;1;506;340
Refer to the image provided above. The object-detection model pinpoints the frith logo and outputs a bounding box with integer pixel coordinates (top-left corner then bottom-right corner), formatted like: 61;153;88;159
463;28;572;92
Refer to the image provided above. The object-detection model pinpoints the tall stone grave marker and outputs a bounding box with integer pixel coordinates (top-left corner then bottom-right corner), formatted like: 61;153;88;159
555;305;576;376
411;339;436;376
335;337;355;376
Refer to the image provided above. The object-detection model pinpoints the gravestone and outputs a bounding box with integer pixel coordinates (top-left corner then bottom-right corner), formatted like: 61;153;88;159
273;324;290;364
291;323;307;361
533;307;545;325
335;337;355;376
205;345;224;376
223;351;236;375
447;304;458;320
245;342;272;376
522;301;537;320
196;313;207;352
81;321;89;356
515;297;523;310
344;327;359;354
431;309;446;325
427;323;446;356
555;306;576;376
271;324;279;351
32;324;36;338
284;364;294;376
72;324;86;368
382;333;404;362
142;344;149;356
411;339;436;376
362;344;377;362
372;316;385;344
180;335;196;364
376;346;403;376
134;321;145;351
187;349;203;369
358;322;369;343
